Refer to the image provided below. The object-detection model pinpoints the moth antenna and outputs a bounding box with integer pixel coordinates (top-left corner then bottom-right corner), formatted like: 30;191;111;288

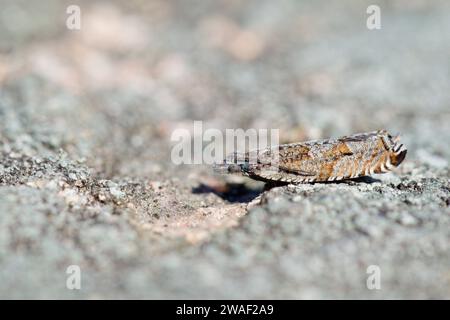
392;133;401;144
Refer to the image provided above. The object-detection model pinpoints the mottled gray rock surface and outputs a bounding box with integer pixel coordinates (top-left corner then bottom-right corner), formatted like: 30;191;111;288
0;0;449;299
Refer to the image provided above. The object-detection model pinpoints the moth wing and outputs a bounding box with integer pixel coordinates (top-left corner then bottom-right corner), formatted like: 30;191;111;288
337;131;379;143
253;169;316;183
276;145;318;176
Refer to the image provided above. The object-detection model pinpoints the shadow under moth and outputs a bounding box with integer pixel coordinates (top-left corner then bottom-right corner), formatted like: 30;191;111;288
215;130;407;184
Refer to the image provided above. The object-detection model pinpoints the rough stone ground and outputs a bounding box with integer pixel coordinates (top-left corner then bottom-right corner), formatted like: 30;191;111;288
0;0;449;299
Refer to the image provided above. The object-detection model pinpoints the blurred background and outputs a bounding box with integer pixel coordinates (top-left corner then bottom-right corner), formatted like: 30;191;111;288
0;0;449;299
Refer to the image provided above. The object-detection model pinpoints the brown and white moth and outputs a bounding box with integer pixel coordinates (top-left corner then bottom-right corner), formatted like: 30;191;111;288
215;130;407;183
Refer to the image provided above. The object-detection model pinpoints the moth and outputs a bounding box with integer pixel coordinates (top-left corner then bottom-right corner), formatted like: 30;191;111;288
214;130;407;183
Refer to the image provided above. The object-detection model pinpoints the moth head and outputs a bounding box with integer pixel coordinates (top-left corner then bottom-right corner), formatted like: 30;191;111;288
213;152;251;175
225;161;251;174
379;131;407;167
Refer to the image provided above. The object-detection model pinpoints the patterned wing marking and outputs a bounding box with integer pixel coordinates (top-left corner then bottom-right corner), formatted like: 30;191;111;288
276;145;317;177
